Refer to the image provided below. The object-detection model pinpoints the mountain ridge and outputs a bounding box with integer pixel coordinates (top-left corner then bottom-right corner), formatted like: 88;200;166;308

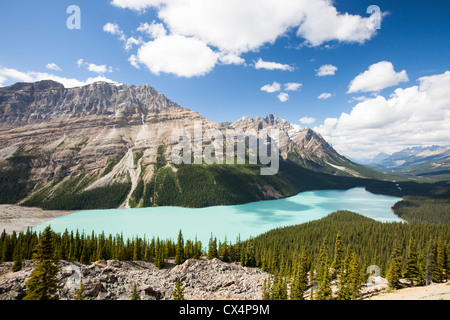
0;80;399;210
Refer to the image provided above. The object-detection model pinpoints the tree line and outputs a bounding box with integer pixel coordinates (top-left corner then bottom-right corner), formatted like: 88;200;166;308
1;211;448;300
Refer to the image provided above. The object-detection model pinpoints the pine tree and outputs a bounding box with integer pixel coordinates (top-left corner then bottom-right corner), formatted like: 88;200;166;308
23;226;60;300
316;240;332;300
133;238;142;261
76;280;84;300
244;240;256;267
348;252;362;299
271;271;288;300
131;283;140;300
222;237;230;262
175;230;186;265
289;249;308;300
11;245;22;272
403;236;420;286
386;246;403;289
336;246;352;300
173;278;185;300
207;234;218;260
436;238;446;283
425;239;437;285
331;232;344;280
261;277;272;300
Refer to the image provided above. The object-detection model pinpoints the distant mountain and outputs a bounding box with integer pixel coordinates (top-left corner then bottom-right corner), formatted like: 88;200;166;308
0;80;395;210
369;146;450;180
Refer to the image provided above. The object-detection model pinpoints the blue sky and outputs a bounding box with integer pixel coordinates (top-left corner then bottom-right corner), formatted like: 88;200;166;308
0;0;449;159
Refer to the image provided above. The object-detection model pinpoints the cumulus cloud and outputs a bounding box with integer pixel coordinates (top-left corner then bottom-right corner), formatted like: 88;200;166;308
103;22;125;40
218;52;245;65
285;83;302;91
137;21;167;39
0;66;118;88
316;64;337;76
348;61;409;93
46;63;62;72
128;55;140;69
254;58;294;71
277;92;289;102
261;82;281;93
125;37;142;51
299;117;316;125
136;35;218;78
77;60;114;74
314;71;450;158
318;92;333;100
110;0;380;77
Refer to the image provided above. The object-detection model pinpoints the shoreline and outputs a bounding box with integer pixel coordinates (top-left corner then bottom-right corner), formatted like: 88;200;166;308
0;205;74;234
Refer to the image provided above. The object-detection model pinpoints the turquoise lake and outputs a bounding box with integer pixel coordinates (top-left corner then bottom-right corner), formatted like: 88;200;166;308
34;187;403;245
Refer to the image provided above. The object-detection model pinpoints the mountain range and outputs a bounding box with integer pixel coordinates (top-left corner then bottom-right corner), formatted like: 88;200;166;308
368;146;450;180
0;80;428;210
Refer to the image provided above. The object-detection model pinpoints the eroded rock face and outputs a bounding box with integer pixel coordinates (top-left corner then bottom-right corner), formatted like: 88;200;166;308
0;259;270;300
0;80;357;209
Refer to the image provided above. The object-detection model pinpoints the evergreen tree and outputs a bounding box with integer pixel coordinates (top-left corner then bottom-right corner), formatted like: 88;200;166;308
131;283;140;300
133;238;142;261
175;230;186;265
222;237;230;262
436;238;446;283
244;240;256;267
425;239;437;285
386;246;403;289
76;280;84;300
261;277;272;300
336;246;352;300
207;234;218;260
23;226;60;300
403;236;420;286
173;278;185;300
11;245;22;272
348;252;362;299
289;249;308;300
331;232;344;280
270;271;288;300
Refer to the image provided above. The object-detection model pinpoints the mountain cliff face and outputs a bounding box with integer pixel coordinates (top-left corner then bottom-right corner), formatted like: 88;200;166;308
0;80;389;210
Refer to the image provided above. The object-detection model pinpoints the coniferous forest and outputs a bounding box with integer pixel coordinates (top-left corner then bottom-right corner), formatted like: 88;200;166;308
1;208;449;300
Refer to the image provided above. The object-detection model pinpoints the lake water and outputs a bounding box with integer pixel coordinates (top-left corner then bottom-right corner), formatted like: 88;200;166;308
34;187;403;245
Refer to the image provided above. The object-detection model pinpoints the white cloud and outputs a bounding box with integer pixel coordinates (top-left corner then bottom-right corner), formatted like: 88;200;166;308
316;64;337;76
0;66;118;88
137;35;218;78
137;21;167;39
348;61;409;93
299;117;316;125
77;59;114;74
297;2;379;46
109;1;380;77
285;83;302;91
125;37;142;51
314;71;450;159
261;82;281;93
46;63;62;72
277;92;289;102
87;63;113;74
254;58;294;71
103;22;125;40
218;52;245;65
318;92;333;100
128;55;140;69
112;0;378;51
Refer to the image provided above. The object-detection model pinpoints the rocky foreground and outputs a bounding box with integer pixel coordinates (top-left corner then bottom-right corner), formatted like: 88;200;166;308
0;258;269;300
